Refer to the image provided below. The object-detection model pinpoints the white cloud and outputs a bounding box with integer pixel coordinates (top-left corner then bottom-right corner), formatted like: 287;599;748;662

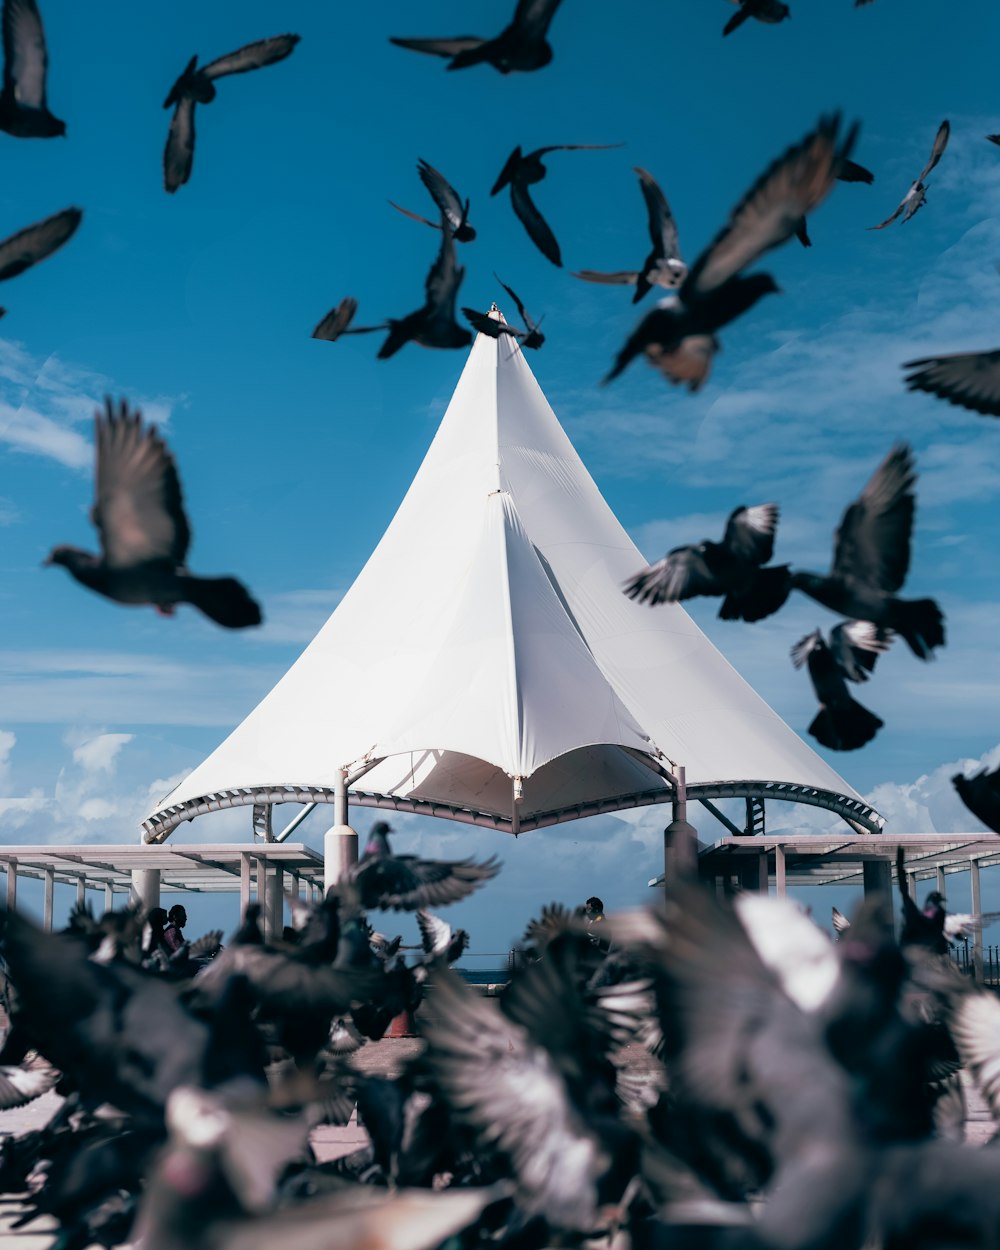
0;728;14;782
69;732;134;775
0;497;19;526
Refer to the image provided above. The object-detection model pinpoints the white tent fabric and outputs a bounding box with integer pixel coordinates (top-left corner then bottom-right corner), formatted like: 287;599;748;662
144;321;879;840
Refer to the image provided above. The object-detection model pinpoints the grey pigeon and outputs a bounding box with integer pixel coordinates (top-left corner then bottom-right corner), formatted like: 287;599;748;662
163;34;300;193
869;120;949;229
350;821;500;911
623;503;790;622
605;115;856;390
491;142;623;267
791;621;890;751
376;221;472;358
389;159;476;242
0;0;64;137
722;0;791;37
903;349;1000;418
464;278;545;349
0;205;80;315
45;398;263;629
574;166;687;300
390;0;564;74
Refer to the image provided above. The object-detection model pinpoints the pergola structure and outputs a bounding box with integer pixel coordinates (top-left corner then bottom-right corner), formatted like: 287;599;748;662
136;311;880;894
0;844;323;937
696;833;1000;977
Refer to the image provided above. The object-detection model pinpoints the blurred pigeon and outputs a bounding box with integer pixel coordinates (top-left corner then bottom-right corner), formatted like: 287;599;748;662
896;847;948;955
953;761;1000;834
390;0;564;74
350;821;500;911
573;166;687;299
389;159;476;242
163;34;300;193
605;115;856;389
790;622;890;751
491;142;623;267
623;503;790;622
0;1061;58;1109
988;135;1000;146
832;906;851;936
376;221;472;358
0;0;65;137
464;279;545;349
796;152;875;246
869;119;949;229
312;297;386;342
45;398;263;629
786;444;945;659
903;349;1000;418
0;205;80;314
722;0;791;38
416;909;469;963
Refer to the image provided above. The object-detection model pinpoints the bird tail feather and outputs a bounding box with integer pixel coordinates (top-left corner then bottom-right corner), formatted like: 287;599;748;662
182;577;262;629
808;699;883;751
894;598;945;660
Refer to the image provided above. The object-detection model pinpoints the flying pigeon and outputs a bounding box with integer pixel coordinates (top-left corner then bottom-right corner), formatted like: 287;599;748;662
869;120;950;230
791;622;891;751
0;205;80;314
785;444;945;660
573;166;687;300
722;0;791;38
390;0;564;74
953;761;1000;834
903;349;1000;418
389;159;476;242
605;114;857;390
491;143;623;267
622;503;790;622
0;0;65;137
795;152;875;246
350;821;500;911
376;221;472;358
162;33;300;193
312;297;388;342
45;398;263;629
464;279;545;349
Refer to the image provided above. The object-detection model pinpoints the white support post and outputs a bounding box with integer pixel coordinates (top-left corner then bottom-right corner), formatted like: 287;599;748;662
936;866;947;896
324;767;358;893
76;877;86;906
104;882;114;913
775;844;786;897
263;863;284;939
239;852;252;919
5;860;16;913
130;868;161;913
662;765;698;884
42;868;54;932
971;857;984;982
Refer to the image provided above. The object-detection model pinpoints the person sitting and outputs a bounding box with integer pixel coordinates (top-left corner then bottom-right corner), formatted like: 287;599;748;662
144;907;169;958
162;904;187;954
584;895;611;951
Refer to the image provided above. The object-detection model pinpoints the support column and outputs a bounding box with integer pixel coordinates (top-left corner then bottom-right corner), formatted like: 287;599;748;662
324;767;358;893
104;882;114;913
42;869;54;932
971;858;984;982
663;765;698;885
76;877;86;906
239;852;252;920
263;863;284;939
775;844;786;897
863;858;894;936
130;868;160;913
936;866;947;896
5;860;16;913
758;850;769;895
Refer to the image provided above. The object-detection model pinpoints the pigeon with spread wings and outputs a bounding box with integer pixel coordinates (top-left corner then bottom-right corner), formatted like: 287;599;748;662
0;0;64;136
390;0;563;74
375;221;472;358
45;399;262;629
869;120;949;230
605;115;857;390
163;34;300;193
791;622;891;751
390;159;476;242
464;279;545;349
0;205;80;316
903;349;1000;418
491;142;623;267
623;503;790;622
573;166;687;300
722;0;791;38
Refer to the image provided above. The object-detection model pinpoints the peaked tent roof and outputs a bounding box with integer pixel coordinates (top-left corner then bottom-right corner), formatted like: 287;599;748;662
144;320;882;842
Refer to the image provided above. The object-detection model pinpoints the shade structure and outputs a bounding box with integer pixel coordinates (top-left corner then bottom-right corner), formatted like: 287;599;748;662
144;315;882;842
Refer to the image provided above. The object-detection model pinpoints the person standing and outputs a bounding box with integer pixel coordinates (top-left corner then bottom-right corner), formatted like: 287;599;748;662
162;904;187;954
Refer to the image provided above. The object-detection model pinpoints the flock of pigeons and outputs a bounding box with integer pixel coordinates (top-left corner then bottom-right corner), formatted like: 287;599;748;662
6;827;1000;1250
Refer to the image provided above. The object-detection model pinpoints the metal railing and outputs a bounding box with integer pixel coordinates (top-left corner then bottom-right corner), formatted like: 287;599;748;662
950;941;1000;984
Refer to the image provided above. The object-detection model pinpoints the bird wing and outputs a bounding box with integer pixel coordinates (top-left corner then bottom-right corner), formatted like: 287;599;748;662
416;909;451;958
354;853;501;912
790;630;821;671
388;36;486;59
463;307;521;338
91;398;191;569
388;200;440;230
0;1062;58;1110
837;158;874;185
953;765;1000;835
510;180;562;265
721;502;778;565
636;166;682;261
201;34;300;80
424;222;464;316
831;443;915;592
533;142;624;158
417;160;466;232
903;350;1000;418
313;298;359;341
947;988;1000;1123
868;196;909;230
829;619;892;682
493;274;534;331
0;207;81;282
511;0;564;37
164;96;196;194
419;967;606;1229
684;114;852;297
831;906;851;935
572;268;640;285
622;546;719;606
2;0;48;110
917;119;951;183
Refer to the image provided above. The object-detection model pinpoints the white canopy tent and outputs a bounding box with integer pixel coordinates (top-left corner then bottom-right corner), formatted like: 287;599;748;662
144;313;881;852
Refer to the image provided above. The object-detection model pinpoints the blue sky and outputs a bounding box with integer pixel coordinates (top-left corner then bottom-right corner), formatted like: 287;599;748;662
2;0;1000;949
